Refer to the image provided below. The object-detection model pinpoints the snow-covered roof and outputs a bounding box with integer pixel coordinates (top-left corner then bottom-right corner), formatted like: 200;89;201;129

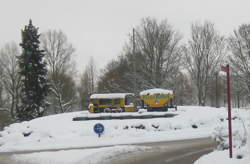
90;93;134;99
140;88;173;96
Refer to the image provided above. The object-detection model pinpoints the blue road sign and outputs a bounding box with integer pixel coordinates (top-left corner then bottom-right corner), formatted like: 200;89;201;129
93;123;104;135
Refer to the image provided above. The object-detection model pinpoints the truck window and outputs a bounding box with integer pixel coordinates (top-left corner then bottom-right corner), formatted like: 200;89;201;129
99;99;112;105
125;95;133;105
114;99;121;105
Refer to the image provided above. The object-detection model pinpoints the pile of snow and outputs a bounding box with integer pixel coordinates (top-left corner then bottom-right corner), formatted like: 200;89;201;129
195;149;250;164
138;109;147;113
212;110;249;150
195;108;250;164
90;93;134;99
11;145;149;164
0;106;250;154
140;88;173;95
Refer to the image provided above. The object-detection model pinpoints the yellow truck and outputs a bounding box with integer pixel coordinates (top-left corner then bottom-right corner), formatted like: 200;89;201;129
140;88;176;111
88;93;136;113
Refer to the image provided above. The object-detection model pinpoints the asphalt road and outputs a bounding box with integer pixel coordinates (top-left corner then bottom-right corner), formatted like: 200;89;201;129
0;138;217;164
105;138;217;164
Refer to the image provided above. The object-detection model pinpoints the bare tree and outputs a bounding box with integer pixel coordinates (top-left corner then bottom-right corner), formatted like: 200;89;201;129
0;59;4;109
41;30;77;113
183;22;226;106
134;17;182;89
40;30;75;75
97;17;182;96
48;72;77;113
0;42;21;119
97;56;132;93
228;24;250;100
207;72;225;108
78;57;98;109
231;73;246;108
174;72;196;105
87;57;97;94
78;69;91;110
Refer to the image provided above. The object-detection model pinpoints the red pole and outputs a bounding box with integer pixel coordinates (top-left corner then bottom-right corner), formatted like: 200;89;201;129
226;64;233;158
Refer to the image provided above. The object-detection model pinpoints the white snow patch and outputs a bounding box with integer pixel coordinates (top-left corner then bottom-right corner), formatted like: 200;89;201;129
194;148;250;164
138;109;147;113
195;108;250;164
90;93;134;99
140;88;173;95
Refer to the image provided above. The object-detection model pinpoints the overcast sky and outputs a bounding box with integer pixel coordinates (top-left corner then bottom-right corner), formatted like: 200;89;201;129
0;0;249;72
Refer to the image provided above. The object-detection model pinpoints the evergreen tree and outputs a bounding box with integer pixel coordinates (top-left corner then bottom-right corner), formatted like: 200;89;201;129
17;20;48;121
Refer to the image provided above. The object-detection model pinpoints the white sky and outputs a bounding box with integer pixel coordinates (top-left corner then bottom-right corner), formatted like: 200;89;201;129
0;0;249;73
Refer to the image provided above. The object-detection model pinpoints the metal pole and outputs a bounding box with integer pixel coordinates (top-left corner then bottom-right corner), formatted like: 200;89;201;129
226;64;233;158
132;28;136;94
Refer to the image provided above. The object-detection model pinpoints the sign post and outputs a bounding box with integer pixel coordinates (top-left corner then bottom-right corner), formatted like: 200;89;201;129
221;64;233;158
93;123;104;138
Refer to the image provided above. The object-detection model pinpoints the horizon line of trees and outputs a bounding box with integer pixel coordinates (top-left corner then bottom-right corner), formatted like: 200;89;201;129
98;18;250;109
1;17;250;123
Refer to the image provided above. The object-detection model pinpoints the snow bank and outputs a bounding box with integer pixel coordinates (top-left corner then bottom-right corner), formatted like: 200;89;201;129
211;108;250;149
194;149;250;164
0;106;249;153
139;88;173;95
195;108;250;164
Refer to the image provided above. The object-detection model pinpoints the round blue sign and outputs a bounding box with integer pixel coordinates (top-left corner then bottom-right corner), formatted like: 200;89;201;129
93;123;104;134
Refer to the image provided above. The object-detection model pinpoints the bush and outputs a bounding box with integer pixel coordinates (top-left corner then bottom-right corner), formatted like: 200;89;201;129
0;111;12;130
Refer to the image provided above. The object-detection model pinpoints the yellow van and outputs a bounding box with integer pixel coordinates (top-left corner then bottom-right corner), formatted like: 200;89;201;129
88;93;136;113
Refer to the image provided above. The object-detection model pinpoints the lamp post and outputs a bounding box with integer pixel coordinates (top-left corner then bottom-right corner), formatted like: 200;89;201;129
221;64;233;158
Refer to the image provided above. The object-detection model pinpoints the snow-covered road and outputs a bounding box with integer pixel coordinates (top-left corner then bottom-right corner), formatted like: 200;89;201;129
106;137;217;164
0;138;215;164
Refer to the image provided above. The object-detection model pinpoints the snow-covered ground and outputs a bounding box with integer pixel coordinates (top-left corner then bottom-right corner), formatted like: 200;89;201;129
0;106;250;164
195;108;250;164
194;145;250;164
0;106;223;152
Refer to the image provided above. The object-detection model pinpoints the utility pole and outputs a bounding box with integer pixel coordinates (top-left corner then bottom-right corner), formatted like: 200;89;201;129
133;28;136;94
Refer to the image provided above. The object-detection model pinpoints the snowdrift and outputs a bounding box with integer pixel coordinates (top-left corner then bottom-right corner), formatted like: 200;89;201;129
0;106;249;155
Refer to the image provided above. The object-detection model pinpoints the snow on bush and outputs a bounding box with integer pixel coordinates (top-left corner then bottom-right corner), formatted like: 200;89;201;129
138;109;147;114
195;109;250;164
212;109;250;151
199;108;250;164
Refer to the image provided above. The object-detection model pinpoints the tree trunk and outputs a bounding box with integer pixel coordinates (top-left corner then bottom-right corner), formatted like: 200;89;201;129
215;73;220;108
